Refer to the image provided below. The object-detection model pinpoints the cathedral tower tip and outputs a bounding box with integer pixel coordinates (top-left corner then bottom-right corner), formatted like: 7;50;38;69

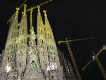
24;4;27;14
37;6;40;13
43;10;47;17
16;7;20;14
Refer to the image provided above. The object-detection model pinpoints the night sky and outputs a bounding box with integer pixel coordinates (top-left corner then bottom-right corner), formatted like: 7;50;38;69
0;0;106;80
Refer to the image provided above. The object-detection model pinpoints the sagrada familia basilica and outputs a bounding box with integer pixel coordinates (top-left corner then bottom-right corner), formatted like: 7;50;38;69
0;4;76;80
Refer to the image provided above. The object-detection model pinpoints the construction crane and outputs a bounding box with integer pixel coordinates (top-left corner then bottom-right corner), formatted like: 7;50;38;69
58;37;94;80
7;0;53;23
27;0;53;11
82;45;106;71
82;45;106;80
7;0;28;23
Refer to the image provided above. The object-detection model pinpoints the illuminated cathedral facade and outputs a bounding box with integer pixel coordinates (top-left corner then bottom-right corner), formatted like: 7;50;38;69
0;3;77;80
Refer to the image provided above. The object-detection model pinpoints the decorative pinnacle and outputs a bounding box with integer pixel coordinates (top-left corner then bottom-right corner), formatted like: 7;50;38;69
43;10;47;17
16;7;20;14
24;4;27;8
37;6;40;9
37;6;40;12
24;4;27;14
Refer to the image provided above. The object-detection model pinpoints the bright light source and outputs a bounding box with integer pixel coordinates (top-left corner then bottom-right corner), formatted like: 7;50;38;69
47;65;50;71
92;56;96;61
17;78;21;80
102;45;106;50
47;62;58;71
5;64;11;73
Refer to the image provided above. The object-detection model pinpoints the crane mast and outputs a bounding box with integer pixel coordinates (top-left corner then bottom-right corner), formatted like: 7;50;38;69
82;45;106;80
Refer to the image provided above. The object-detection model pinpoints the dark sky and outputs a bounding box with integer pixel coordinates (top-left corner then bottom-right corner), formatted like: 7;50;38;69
0;0;106;80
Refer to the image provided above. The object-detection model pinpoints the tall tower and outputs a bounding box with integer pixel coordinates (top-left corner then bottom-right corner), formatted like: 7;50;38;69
0;2;76;80
0;7;19;80
23;8;45;80
16;4;28;80
37;6;49;76
43;10;64;80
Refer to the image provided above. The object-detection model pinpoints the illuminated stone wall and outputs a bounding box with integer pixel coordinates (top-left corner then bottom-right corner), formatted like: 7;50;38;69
0;4;76;80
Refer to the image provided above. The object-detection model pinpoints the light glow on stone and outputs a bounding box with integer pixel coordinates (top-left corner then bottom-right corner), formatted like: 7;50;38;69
5;64;11;73
47;62;58;71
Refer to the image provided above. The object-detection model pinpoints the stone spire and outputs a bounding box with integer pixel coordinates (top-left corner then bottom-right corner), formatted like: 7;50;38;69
16;4;28;80
43;10;65;80
23;8;45;80
0;3;69;80
37;6;48;76
0;7;19;80
17;4;28;45
37;6;45;47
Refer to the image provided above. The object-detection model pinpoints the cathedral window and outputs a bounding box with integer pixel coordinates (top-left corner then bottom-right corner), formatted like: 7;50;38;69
47;46;49;50
54;57;56;61
35;38;37;45
19;63;21;67
31;61;35;64
52;75;54;79
31;61;37;68
42;40;43;44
